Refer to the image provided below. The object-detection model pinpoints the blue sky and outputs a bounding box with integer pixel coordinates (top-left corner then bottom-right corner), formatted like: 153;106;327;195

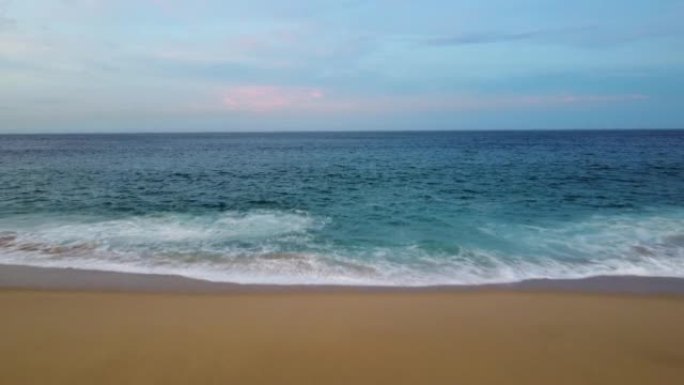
1;0;683;132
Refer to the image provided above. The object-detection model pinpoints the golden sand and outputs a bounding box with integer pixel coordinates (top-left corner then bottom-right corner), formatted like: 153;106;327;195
2;290;684;385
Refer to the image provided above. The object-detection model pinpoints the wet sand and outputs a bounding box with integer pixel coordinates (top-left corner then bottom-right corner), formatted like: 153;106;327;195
2;265;684;384
4;263;684;295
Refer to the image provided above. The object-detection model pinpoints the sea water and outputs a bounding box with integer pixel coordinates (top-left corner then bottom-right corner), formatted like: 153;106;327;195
1;130;683;286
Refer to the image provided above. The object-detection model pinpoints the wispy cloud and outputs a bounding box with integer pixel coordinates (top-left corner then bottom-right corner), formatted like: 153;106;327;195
0;35;50;59
220;85;325;112
424;29;556;46
422;22;684;48
196;85;649;115
0;15;14;31
333;93;650;114
0;0;15;32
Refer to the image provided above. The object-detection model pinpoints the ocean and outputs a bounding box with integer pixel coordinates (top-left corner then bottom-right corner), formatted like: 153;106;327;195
1;130;683;286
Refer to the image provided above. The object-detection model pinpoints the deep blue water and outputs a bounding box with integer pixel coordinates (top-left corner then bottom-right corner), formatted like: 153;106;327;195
1;130;683;285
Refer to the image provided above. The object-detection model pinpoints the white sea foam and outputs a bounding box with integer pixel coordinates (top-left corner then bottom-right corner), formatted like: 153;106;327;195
0;210;683;286
15;210;319;245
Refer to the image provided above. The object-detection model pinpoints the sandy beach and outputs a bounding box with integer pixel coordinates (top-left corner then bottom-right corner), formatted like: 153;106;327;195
2;266;684;385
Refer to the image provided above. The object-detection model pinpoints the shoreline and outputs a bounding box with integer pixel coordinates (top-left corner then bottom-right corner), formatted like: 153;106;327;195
2;263;684;295
3;264;684;384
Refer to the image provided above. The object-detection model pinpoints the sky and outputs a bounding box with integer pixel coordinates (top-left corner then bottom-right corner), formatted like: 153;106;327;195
1;0;683;133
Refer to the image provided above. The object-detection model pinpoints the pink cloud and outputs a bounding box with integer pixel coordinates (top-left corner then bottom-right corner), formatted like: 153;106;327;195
197;86;649;116
221;86;325;113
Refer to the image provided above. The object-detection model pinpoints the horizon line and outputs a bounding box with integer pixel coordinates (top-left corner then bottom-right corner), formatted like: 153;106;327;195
1;127;683;136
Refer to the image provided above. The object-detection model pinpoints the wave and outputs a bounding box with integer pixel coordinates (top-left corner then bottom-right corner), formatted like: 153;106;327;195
0;210;683;286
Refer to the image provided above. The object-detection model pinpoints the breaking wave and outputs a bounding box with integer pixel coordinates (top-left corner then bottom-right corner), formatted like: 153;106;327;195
1;210;683;286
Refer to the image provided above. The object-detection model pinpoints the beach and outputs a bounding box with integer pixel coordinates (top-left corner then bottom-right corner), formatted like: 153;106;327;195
2;265;684;385
3;0;683;382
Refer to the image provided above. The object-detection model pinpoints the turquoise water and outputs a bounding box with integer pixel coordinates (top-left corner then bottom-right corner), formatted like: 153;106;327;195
1;130;683;285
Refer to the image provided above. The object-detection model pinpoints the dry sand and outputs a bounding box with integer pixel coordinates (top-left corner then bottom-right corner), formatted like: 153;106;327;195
2;287;684;385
